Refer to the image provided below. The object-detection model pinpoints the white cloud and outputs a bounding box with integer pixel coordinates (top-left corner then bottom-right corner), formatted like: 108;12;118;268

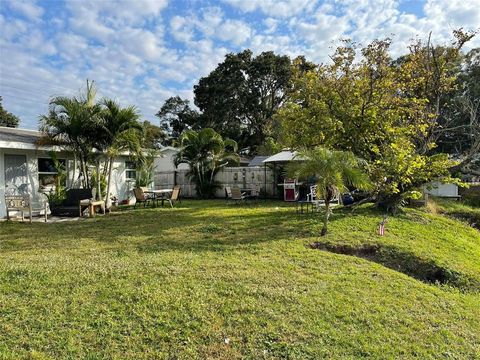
217;19;253;45
170;15;195;43
1;0;479;130
222;0;318;17
7;0;44;20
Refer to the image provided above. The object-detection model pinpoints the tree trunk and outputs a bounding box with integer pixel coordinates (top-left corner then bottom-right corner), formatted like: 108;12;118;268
105;157;114;209
96;161;103;202
321;200;330;236
79;156;87;188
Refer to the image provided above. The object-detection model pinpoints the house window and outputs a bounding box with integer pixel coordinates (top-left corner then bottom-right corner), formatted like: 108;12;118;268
125;161;137;180
38;158;66;188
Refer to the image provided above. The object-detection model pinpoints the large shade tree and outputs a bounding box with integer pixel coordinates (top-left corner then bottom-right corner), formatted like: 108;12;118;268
193;50;298;153
174;128;239;198
156;96;200;144
289;147;371;236
0;96;20;127
278;31;474;211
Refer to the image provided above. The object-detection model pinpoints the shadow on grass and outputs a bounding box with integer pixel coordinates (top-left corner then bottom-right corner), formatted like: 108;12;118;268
0;201;313;255
310;241;480;293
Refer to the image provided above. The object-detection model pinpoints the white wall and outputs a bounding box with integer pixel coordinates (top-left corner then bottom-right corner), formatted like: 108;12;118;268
0;148;73;218
154;148;188;172
425;181;459;197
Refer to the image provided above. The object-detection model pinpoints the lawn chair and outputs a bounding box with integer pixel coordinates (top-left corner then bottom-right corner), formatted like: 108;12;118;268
167;186;181;208
312;195;340;211
250;184;261;200
306;185;317;202
133;187;151;209
231;186;248;203
225;186;232;200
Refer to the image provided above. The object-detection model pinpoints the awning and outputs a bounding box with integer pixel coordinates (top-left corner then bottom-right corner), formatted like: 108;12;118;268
262;150;300;163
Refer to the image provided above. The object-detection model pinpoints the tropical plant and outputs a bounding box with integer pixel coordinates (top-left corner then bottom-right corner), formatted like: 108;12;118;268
39;80;102;188
174;128;239;198
99;99;142;208
44;152;67;206
91;168;107;199
289;147;371;236
135;150;156;188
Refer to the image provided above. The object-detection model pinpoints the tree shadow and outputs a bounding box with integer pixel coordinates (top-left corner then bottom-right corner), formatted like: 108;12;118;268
0;201;314;255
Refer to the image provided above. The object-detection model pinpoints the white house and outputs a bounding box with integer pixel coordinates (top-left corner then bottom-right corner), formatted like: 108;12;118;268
0;127;180;218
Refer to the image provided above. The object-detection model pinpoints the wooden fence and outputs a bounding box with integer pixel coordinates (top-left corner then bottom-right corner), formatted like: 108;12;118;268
154;166;275;198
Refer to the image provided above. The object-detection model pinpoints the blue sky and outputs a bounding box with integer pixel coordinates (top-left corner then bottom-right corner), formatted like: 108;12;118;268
1;0;479;129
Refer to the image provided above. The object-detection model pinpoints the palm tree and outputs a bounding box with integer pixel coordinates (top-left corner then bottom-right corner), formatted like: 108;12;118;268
290;147;371;236
174;128;239;198
39;80;102;188
100;99;142;209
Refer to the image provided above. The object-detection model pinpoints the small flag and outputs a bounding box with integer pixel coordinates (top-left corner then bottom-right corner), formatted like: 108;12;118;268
379;215;387;236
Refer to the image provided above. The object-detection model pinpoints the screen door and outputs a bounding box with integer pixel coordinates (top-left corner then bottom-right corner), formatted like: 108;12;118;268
4;154;28;194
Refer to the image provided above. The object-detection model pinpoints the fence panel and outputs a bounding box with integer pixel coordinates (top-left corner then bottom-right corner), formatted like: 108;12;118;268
154;166;274;198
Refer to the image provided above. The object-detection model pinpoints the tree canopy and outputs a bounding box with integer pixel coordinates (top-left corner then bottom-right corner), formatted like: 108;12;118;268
156;96;200;144
0;96;20;127
156;51;315;154
277;31;476;211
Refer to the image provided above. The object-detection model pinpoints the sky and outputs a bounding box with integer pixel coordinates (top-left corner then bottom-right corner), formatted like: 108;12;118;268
1;0;479;130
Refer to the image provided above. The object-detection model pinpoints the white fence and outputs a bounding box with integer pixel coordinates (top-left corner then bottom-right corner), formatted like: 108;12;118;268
154;166;275;198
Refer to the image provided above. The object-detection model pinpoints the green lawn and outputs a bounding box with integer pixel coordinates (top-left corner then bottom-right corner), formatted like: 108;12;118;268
1;201;479;359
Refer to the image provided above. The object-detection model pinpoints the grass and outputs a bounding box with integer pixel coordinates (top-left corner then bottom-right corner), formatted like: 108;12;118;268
431;197;480;231
1;200;479;359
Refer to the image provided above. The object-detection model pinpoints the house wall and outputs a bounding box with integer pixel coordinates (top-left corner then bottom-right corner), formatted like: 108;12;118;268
0;148;73;218
154;148;188;172
0;149;142;218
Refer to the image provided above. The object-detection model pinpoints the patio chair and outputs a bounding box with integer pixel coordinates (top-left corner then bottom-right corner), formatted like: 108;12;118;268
133;187;151;209
167;186;181;208
250;184;261;199
225;186;232;200
230;186;248;203
306;185;317;202
5;194;48;223
312;195;340;211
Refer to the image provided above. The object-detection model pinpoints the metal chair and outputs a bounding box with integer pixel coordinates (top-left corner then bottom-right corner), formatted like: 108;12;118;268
167;186;181;208
133;188;151;209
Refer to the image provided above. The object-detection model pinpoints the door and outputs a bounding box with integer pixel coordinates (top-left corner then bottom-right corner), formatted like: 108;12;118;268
4;154;28;195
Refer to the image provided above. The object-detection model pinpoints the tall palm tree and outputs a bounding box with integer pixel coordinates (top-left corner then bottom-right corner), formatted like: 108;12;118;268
174;128;239;198
290;147;371;236
100;99;142;208
39;80;102;188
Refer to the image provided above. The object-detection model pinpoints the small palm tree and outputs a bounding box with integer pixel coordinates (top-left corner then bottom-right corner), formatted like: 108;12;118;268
174;128;239;198
40;80;102;188
100;99;142;208
290;147;371;236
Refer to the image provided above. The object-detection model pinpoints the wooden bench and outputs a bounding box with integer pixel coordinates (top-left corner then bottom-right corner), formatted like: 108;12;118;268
5;195;48;223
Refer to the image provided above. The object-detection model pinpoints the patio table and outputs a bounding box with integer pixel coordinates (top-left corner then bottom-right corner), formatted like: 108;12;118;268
144;189;173;207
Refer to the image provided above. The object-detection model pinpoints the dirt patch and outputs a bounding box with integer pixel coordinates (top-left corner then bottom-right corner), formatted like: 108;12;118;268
310;242;479;292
